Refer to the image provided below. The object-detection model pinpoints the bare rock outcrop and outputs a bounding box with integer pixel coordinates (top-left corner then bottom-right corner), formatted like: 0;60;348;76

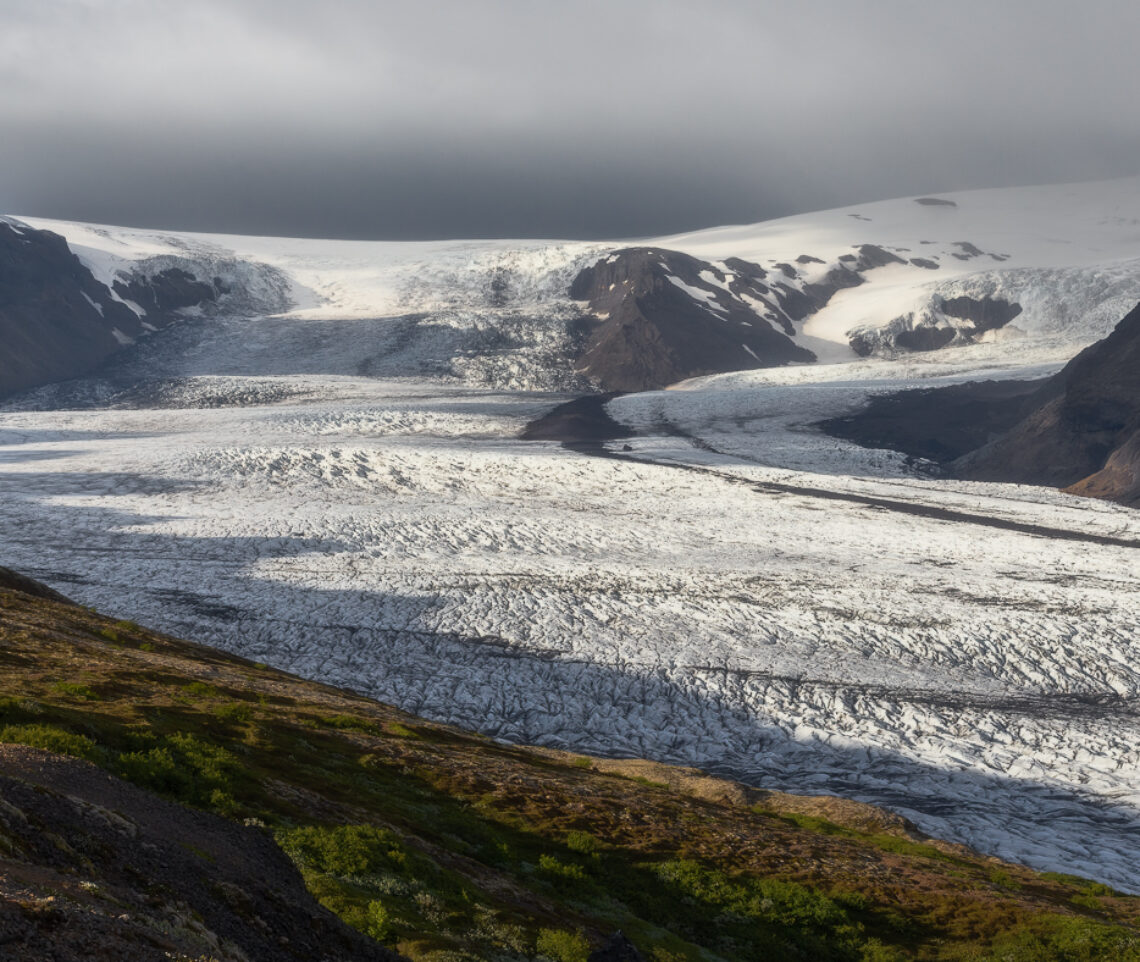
0;746;403;962
0;221;149;396
954;301;1140;504
568;247;816;391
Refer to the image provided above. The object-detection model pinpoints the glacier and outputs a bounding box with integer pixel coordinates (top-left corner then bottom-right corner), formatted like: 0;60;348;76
3;177;1140;890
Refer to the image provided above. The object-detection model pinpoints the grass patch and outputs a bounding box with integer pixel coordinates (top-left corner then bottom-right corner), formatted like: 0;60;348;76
213;702;254;724
51;681;99;701
277;824;408;878
385;721;419;738
320;714;381;735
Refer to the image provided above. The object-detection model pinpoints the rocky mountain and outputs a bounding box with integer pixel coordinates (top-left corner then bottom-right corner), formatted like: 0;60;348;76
953;302;1140;504
0;219;293;398
822;302;1140;505
3;567;1138;961
0;220;151;395
567;247;815;391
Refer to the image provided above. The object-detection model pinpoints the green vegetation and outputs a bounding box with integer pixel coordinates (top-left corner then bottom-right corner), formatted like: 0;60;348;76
536;928;591;962
51;681;100;701
2;581;1139;962
980;915;1140;961
0;722;99;761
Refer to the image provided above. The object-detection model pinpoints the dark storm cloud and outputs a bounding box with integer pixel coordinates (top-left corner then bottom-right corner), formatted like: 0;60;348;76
2;0;1139;238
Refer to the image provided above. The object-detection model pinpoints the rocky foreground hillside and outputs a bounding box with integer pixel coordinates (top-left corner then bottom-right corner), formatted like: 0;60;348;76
1;567;1139;961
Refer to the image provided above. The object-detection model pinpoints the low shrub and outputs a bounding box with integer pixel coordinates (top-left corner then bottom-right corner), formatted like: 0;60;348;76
277;824;408;878
536;928;590;962
0;723;100;760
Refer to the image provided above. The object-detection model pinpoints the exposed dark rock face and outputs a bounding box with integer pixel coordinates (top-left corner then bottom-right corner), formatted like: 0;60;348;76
910;257;940;270
848;294;1022;356
893;326;957;353
939;295;1022;333
569;247;815;391
0;220;292;397
825;303;1140;506
946;241;1010;264
0;221;147;396
852;244;906;270
0;746;402;962
914;197;957;207
954;302;1140;503
520;393;632;444
112;267;221;316
567;240;941;389
953;241;984;258
588;932;646;962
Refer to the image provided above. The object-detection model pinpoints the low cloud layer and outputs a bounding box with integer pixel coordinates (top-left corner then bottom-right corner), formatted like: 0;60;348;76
2;0;1138;239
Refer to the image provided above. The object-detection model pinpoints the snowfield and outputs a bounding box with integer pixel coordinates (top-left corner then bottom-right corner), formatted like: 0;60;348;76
4;178;1140;890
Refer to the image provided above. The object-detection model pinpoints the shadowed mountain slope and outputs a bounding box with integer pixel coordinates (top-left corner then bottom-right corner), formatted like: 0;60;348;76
0;221;148;396
822;303;1140;506
568;247;816;391
953;302;1140;504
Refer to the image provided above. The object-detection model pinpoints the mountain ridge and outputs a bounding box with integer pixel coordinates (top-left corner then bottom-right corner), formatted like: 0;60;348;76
7;175;1140;397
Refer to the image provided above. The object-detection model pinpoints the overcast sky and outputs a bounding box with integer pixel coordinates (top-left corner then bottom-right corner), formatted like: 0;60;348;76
2;0;1139;239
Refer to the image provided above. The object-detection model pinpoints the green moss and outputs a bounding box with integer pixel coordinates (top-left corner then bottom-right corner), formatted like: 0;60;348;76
52;681;99;701
115;732;240;812
385;721;419;738
183;681;222;699
277;824;409;878
213;702;253;723
565;830;600;855
989;868;1024;891
537;854;591;890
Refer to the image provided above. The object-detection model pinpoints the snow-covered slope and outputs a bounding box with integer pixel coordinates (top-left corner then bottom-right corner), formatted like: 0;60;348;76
658;176;1140;358
11;175;1140;391
7;217;604;392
